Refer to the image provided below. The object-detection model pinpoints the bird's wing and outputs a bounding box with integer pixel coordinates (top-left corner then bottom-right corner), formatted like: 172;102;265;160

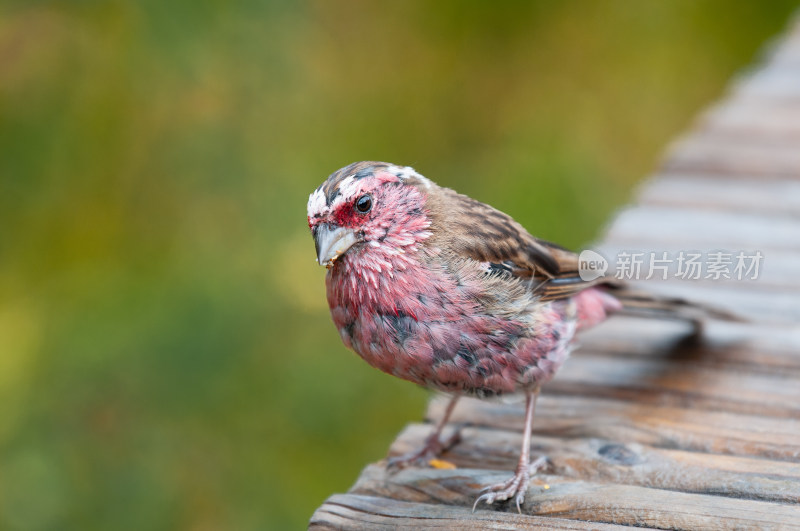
432;188;608;302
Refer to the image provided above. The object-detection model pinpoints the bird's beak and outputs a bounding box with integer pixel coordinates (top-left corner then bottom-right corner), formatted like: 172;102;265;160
314;224;359;268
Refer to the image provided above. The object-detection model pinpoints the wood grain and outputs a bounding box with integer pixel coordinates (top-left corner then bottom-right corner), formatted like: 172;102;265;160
387;423;800;504
310;494;641;530
347;466;800;530
426;395;800;461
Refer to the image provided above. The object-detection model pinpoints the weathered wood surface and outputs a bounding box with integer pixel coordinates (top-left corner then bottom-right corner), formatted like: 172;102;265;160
312;494;643;530
310;16;800;531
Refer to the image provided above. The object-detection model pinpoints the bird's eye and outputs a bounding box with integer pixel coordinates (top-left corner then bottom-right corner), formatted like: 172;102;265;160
355;194;372;214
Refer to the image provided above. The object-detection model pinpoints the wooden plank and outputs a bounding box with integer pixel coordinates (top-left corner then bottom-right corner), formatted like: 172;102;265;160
635;175;800;218
545;352;800;419
596;238;789;268
389;423;800;504
593;243;799;291
604;206;800;251
699;100;800;140
663;136;800;178
310;494;640;530
592;263;798;303
425;395;800;461
347;466;800;530
607;282;800;324
581;318;800;370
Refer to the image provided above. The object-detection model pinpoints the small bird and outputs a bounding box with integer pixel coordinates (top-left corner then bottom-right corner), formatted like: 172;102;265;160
307;161;730;511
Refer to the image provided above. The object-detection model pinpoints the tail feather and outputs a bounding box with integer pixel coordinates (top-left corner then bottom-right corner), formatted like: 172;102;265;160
602;284;746;325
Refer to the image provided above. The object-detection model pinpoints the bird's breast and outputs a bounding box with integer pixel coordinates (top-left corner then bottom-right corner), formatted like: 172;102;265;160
324;252;579;396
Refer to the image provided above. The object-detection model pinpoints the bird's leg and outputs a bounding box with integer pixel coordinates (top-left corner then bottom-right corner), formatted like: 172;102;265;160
387;394;461;469
473;389;546;513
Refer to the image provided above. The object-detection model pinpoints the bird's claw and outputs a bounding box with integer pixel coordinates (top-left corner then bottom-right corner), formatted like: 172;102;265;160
472;470;530;513
472;456;548;513
387;428;462;470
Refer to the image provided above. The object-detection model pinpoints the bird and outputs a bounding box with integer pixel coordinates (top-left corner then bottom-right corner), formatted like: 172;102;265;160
306;161;735;512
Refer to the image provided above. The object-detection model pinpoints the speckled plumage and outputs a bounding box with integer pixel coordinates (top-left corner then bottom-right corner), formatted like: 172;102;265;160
308;162;620;398
307;161;623;510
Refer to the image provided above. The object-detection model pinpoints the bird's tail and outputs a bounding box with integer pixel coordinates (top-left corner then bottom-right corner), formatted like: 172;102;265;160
602;283;746;325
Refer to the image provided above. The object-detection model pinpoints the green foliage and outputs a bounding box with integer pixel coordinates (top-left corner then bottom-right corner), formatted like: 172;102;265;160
0;1;794;528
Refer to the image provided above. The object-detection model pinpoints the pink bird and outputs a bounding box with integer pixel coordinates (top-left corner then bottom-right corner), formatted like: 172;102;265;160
307;161;731;511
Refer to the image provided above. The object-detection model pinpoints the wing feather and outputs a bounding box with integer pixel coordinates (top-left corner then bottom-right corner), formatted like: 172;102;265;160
426;187;608;301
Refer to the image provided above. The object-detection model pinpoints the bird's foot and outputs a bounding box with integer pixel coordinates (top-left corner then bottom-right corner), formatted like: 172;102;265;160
472;456;548;513
387;428;462;470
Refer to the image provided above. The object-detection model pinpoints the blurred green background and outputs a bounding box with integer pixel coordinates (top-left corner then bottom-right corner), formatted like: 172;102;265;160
0;1;795;529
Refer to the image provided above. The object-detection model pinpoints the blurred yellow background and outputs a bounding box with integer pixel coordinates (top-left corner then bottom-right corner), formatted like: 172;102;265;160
0;1;795;529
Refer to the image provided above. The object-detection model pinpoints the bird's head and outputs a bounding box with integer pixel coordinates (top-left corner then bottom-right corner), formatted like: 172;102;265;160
307;161;434;268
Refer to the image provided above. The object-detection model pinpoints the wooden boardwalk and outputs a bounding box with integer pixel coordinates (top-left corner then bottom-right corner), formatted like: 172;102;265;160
310;17;800;530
